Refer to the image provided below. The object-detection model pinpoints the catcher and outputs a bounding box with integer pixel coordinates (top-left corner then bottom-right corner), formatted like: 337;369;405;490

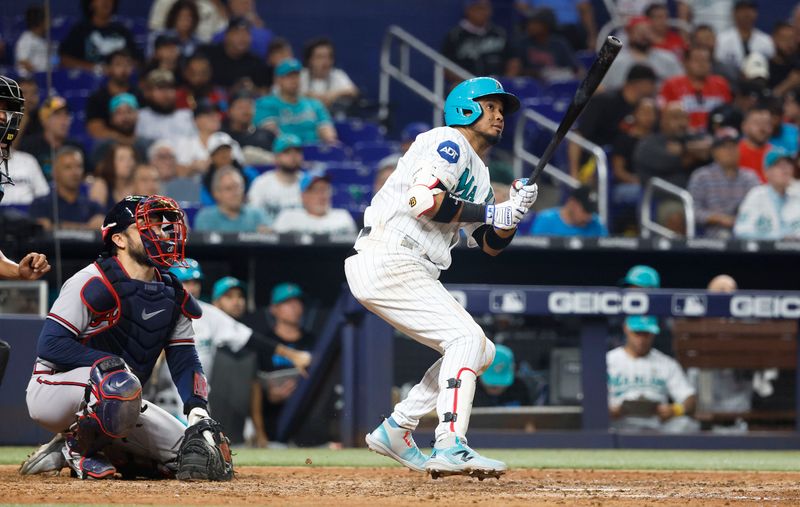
19;194;232;481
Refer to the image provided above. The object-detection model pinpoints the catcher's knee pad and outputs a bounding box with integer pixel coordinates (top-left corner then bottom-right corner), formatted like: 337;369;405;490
76;357;142;453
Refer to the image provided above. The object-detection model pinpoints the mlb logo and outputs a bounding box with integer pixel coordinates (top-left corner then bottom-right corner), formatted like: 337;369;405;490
490;290;526;313
671;294;707;317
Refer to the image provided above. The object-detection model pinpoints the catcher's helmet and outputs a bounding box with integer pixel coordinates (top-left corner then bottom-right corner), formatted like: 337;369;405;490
444;77;520;127
0;75;25;202
102;195;188;268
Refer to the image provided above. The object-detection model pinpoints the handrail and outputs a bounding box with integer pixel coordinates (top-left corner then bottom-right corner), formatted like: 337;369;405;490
640;177;696;239
379;25;473;127
513;108;609;226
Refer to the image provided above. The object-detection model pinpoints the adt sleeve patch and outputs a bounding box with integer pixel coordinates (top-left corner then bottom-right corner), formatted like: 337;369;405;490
437;140;460;164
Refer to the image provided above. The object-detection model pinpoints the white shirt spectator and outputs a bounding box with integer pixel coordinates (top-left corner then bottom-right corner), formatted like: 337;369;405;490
272;208;357;236
0;151;49;205
135;108;197;146
678;0;734;34
601;47;684;89
607;346;696;408
733;183;800;240
715;28;775;70
247;170;302;224
14;31;49;77
300;68;356;96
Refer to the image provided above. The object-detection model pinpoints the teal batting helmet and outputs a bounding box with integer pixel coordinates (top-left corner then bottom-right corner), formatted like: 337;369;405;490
169;258;203;282
444;77;521;127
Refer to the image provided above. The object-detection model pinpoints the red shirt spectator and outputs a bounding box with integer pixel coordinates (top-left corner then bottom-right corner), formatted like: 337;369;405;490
738;141;771;183
737;107;774;182
659;47;731;132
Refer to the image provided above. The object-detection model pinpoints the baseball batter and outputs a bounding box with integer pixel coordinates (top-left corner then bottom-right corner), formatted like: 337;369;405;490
19;195;231;480
345;77;537;479
0;75;51;387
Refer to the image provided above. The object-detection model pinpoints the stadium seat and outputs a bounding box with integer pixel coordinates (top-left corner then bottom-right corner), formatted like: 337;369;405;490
576;51;596;71
352;141;400;167
325;162;374;186
544;79;580;101
180;202;202;229
50;16;76;44
334;119;385;146
119;17;149;50
35;70;102;96
499;77;541;101
303;143;350;163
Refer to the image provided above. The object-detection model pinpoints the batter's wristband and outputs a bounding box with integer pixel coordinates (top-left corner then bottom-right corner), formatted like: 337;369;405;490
672;402;685;417
485;227;515;250
460;201;488;223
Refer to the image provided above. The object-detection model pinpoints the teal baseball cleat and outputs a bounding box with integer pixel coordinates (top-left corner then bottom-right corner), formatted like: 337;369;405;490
365;417;428;472
425;436;507;480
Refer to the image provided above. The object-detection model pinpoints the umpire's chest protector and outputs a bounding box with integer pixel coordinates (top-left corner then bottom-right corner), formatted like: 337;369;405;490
81;256;195;382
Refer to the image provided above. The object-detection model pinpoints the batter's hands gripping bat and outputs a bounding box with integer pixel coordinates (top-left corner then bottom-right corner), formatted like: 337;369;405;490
527;36;623;183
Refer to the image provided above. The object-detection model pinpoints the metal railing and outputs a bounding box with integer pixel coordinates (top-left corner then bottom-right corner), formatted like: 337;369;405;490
640;177;696;239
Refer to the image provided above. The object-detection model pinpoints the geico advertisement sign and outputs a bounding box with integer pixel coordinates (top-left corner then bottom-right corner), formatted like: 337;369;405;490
547;291;649;315
730;295;800;318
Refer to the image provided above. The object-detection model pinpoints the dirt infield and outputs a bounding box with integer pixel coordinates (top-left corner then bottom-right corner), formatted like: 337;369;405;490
3;465;800;506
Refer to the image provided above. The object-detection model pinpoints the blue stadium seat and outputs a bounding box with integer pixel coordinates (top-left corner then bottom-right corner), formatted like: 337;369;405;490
327;162;373;215
51;16;76;44
352;141;399;167
119;17;149;50
499;77;541;101
576;51;597;71
180;202;202;229
303;143;350;163
544;79;580;100
325;162;374;186
35;70;102;96
334;119;385;146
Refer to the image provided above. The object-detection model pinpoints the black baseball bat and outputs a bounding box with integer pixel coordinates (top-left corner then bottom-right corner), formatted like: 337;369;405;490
527;36;623;183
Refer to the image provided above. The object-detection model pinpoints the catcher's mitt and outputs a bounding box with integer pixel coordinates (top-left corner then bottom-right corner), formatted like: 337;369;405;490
176;418;234;481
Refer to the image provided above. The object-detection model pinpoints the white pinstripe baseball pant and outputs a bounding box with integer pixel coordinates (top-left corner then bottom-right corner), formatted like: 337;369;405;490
345;239;496;443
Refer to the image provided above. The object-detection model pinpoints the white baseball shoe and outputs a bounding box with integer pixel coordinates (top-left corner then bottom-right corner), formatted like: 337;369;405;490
425;435;507;480
19;433;67;475
365;417;428;472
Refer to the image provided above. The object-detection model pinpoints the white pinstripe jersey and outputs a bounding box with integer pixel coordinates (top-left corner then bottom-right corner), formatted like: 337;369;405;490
362;127;494;270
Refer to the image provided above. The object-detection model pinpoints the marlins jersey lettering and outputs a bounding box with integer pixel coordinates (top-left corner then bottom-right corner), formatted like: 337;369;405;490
606;347;695;406
361;127;494;270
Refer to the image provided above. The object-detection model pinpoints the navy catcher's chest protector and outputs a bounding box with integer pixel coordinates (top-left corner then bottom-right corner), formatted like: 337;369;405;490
81;256;185;382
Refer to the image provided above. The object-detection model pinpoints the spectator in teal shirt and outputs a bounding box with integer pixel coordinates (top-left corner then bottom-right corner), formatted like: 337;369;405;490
529;185;608;237
253;58;338;145
194;166;269;232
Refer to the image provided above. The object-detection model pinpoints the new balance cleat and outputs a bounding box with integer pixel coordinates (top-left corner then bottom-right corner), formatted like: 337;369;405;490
19;433;67;475
365;417;428;472
425;436;507;480
62;436;116;480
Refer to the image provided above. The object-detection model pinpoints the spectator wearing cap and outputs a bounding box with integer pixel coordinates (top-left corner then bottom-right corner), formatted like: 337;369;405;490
200;131;256;205
607;315;698;433
272;169;358;235
245;282;316;444
528;185;608;237
173;102;222;177
212;276;247;320
247;134;304;224
472;345;532;408
14;5;48;78
517;7;581;82
768;22;800;97
441;0;520;80
600;16;682;91
514;0;597;52
200;16;271;90
738;106;774;182
222;90;275;159
29;146;104;231
211;0;273;59
645;3;687;60
300;37;359;116
175;53;228;111
194;165;269;233
135;69;197;147
659;46;732;134
18;96;82;181
735;147;800;239
254;58;338;145
86;49;142;142
58;0;142;72
89;93;151;171
148;0;227;44
716;0;774;75
621;265;661;289
688;128;760;238
568;64;656;180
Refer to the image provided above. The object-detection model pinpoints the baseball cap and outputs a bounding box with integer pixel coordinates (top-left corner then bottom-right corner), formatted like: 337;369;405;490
207;131;237;154
212;276;245;301
621;265;661;288
101;195;146;242
481;344;515;388
271;282;303;305
39;95;68;122
569;185;598;214
273;133;303;153
712;127;740;148
299;168;330;192
170;258;203;282
226;16;252;32
109;93;139;113
275;58;303;77
764;146;794;168
626;15;650;31
401;122;430;143
625;64;657;83
741;52;769;80
625;315;660;334
193;100;220;118
145;69;175;87
154;33;180;49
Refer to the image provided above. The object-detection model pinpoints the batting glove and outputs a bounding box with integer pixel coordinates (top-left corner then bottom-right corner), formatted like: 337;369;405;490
510;178;538;209
486;199;527;230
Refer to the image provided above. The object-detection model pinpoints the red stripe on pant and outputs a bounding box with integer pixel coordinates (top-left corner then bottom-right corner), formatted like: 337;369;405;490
450;367;476;433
